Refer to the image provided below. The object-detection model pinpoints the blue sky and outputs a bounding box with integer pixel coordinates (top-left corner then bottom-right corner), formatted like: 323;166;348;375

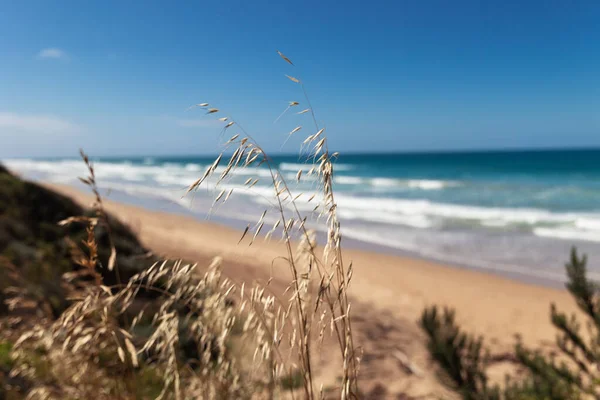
0;0;598;157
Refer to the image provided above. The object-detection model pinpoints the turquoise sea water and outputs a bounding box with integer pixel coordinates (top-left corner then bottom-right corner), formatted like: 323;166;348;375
5;149;600;284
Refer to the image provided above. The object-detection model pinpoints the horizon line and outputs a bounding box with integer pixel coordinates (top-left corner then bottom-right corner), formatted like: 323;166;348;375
2;145;600;160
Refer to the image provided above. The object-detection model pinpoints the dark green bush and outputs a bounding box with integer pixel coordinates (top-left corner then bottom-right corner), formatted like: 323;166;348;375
420;305;502;400
421;248;600;400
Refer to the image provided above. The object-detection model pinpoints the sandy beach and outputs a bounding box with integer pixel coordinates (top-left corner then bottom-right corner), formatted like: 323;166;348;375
47;183;582;398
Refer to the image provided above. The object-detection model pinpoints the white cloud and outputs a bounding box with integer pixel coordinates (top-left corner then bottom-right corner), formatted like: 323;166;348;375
176;119;220;128
0;112;81;135
37;48;67;60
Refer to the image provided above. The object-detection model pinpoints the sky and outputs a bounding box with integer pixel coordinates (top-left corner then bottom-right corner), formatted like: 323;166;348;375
0;0;599;158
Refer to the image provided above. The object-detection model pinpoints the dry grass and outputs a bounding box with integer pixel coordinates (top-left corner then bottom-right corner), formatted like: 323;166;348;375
181;50;361;398
2;51;361;399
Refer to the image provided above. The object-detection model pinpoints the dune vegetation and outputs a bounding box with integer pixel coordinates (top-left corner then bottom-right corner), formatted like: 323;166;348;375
0;52;361;400
422;249;600;400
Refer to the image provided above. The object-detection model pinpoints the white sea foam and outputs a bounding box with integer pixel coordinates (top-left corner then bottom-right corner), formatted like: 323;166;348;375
335;176;364;185
481;220;509;227
185;163;202;171
334;195;573;225
370;177;397;187
5;158;600;244
339;209;434;228
533;228;600;243
326;175;458;190
94;180;193;209
368;177;460;190
333;194;600;242
278;162;310;172
576;219;600;231
3;158;276;188
279;162;354;172
407;179;453;190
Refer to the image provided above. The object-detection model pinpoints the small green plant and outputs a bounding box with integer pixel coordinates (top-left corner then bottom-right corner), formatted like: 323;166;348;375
280;369;304;391
421;248;600;400
0;340;14;370
420;306;501;400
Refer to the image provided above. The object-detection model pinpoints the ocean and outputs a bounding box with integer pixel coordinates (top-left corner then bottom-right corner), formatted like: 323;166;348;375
5;149;600;285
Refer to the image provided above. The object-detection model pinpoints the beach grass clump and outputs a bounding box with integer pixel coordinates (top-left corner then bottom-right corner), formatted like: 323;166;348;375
181;50;361;398
1;51;360;399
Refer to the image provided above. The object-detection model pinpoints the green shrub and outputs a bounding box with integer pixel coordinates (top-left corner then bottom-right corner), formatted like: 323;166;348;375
0;341;14;370
420;306;501;400
280;369;304;391
421;248;600;400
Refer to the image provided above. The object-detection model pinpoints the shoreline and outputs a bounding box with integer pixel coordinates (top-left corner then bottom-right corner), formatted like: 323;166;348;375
46;182;583;397
69;181;570;289
6;155;600;287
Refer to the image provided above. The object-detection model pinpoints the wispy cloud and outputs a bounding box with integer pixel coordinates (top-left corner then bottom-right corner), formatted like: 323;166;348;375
0;112;81;135
37;48;67;60
176;119;220;128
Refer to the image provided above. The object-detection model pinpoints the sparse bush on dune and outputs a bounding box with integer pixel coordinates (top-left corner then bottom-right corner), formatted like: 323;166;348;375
1;51;361;399
421;248;600;400
420;305;501;400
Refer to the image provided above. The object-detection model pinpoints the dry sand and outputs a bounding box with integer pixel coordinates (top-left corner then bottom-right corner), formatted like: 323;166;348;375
48;183;582;399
